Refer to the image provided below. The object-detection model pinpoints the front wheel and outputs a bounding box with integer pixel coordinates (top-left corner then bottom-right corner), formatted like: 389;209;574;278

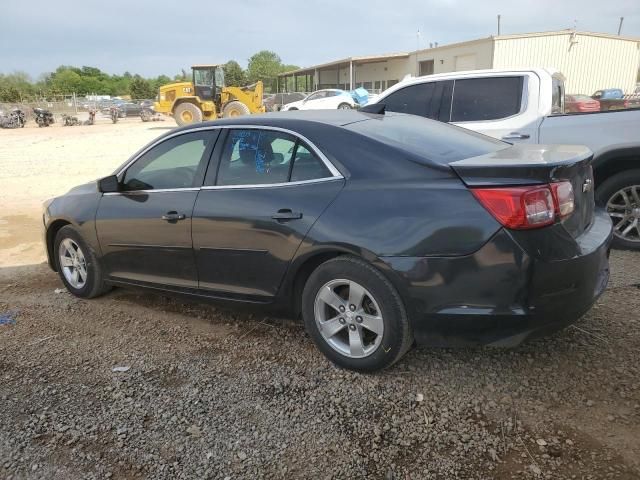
597;169;640;250
302;256;413;372
222;101;251;118
53;225;111;298
337;103;352;110
174;102;203;126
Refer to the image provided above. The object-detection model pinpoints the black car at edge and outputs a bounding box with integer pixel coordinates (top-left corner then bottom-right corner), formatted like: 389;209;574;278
43;110;612;371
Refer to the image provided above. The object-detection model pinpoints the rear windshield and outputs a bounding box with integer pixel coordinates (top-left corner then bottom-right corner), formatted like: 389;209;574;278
345;113;509;165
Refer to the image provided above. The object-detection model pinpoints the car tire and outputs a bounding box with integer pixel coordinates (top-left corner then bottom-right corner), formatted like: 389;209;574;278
596;169;640;250
53;225;111;298
337;103;352;110
174;102;203;126
302;255;413;372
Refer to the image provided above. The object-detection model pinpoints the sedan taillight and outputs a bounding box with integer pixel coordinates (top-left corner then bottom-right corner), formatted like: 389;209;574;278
472;181;574;230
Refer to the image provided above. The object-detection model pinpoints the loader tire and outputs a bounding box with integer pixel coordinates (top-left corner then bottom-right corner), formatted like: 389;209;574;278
174;103;202;126
222;101;251;118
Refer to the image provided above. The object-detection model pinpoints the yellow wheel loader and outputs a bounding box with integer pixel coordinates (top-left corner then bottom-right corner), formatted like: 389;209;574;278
154;65;266;126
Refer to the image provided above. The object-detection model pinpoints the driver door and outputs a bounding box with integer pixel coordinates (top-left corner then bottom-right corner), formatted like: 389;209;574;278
95;129;218;287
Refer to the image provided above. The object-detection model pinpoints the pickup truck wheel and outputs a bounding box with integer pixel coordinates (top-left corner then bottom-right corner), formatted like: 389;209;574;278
597;169;640;250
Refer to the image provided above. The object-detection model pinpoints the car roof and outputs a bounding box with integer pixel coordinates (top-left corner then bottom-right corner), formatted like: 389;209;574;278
173;110;378;133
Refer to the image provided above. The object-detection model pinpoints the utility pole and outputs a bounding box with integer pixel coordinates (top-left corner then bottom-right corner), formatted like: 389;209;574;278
416;28;421;76
497;14;501;35
617;17;624;35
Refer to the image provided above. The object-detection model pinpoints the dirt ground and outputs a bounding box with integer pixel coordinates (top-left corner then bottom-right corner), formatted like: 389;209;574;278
1;122;639;479
0;116;176;267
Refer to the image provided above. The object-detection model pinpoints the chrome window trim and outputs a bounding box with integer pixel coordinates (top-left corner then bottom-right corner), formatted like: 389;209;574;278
201;176;343;190
103;187;200;196
116;124;343;181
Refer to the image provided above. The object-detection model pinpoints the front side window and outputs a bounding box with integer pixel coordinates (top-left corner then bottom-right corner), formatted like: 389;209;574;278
306;91;326;102
122;131;212;191
383;81;452;121
450;76;524;122
214;129;334;186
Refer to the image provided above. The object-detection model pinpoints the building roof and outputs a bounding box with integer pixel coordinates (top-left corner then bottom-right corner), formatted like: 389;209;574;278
494;29;640;43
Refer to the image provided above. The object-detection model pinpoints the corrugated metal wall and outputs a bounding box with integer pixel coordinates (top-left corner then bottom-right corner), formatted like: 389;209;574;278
493;33;640;94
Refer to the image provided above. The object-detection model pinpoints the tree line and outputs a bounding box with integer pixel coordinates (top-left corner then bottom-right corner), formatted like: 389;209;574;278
0;50;300;102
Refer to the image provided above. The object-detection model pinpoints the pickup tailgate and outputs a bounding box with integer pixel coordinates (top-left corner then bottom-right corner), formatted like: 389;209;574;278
450;144;595;239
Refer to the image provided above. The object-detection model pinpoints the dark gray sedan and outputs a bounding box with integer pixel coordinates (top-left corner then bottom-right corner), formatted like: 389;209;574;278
43;110;612;371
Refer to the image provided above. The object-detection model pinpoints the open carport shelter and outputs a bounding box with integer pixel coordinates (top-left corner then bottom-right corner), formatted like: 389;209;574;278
277;53;410;94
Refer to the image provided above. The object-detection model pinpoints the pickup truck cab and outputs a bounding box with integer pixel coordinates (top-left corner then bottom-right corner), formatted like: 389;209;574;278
372;68;640;249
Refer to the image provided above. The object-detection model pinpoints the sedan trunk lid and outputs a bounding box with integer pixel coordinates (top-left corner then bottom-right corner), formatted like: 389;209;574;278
450;144;595;238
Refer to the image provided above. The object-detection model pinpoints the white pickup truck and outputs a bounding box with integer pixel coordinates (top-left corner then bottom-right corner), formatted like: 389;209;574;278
372;68;640;250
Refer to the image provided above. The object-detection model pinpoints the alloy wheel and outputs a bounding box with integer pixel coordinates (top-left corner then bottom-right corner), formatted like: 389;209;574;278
59;238;88;289
607;185;640;244
313;279;384;359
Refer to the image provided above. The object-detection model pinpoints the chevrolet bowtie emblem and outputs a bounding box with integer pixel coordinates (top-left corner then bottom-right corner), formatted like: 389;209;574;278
583;178;593;193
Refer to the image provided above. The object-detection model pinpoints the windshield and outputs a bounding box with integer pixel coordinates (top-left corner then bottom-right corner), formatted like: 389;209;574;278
346;113;509;166
194;69;214;86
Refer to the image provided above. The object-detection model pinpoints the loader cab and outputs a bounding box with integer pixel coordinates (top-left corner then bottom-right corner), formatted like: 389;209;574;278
192;65;225;102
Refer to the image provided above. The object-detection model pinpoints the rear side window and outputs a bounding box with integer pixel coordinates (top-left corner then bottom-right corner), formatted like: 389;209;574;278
345;114;508;166
290;144;330;182
213;129;334;186
382;81;452;121
451;77;524;122
216;130;295;186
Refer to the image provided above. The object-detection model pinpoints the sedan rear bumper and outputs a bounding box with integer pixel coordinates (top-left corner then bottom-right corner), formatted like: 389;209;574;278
379;209;613;347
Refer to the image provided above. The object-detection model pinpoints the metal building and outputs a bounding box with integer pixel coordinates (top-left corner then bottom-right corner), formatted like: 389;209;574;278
278;30;640;95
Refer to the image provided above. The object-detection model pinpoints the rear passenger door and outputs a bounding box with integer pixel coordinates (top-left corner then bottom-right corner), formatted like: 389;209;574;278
449;76;538;143
191;128;344;299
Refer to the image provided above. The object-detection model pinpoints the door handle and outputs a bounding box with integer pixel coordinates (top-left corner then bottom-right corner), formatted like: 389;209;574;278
161;211;186;221
271;209;303;221
501;132;530;140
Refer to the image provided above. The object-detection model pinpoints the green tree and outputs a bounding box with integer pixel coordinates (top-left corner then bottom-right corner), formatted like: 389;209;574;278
223;60;246;86
247;50;284;91
49;69;83;94
129;76;155;99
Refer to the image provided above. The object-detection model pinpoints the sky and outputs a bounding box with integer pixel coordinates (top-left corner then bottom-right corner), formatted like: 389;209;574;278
1;0;638;79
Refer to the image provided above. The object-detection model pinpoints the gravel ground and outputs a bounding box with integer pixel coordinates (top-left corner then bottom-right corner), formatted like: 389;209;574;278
0;249;639;479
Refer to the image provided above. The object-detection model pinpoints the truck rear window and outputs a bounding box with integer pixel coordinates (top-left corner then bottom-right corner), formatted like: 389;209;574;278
346;113;509;165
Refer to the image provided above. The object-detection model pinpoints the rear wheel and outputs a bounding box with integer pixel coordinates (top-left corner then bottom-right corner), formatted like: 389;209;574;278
222;101;250;118
597;169;640;250
174;102;203;126
337;103;352;110
54;226;111;298
302;256;413;372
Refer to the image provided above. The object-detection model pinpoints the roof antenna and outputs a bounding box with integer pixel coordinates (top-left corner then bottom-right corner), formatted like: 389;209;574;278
618;16;624;35
497;14;501;35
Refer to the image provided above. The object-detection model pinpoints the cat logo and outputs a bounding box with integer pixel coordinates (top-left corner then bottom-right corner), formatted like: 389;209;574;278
183;87;192;94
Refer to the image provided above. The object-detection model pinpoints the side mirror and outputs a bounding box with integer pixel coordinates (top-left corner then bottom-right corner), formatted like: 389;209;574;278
98;175;120;193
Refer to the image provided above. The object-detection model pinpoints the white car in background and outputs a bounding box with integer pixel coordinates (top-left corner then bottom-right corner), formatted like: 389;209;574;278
281;89;356;111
